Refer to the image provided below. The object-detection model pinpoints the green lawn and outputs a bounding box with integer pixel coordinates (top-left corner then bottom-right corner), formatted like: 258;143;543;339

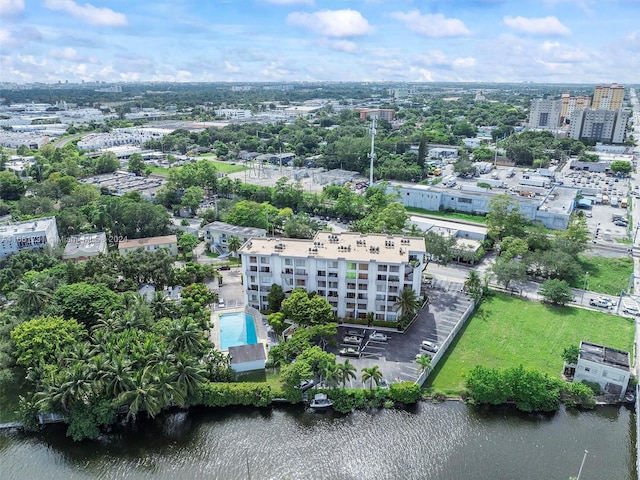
575;256;633;296
428;293;635;396
406;207;487;224
197;155;248;173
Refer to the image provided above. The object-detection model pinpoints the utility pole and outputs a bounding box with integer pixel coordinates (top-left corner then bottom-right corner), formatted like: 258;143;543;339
369;116;377;186
576;450;588;480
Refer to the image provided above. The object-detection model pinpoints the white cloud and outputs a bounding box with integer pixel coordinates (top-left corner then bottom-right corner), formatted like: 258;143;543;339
503;16;570;36
318;38;358;53
224;61;241;73
452;57;476;68
44;0;128;27
408;67;434;82
389;10;470;38
287;9;372;37
540;41;587;62
49;47;78;61
263;0;314;5
415;50;449;67
0;0;24;16
627;30;640;43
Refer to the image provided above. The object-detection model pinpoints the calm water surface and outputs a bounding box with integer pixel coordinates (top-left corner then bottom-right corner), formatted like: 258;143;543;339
0;402;635;480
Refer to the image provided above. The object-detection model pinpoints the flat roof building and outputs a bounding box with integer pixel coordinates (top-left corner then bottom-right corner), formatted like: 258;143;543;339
574;341;630;400
239;232;427;321
201;221;267;255
62;233;108;262
0;217;59;258
593;83;625;110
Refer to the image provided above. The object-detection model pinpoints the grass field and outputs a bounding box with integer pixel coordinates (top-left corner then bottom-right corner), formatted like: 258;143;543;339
197;155;248;173
575;256;633;296
406;207;487;224
428;293;635;396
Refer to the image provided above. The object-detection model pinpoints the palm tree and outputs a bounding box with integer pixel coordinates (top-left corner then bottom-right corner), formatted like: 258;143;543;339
13;277;53;314
464;270;483;301
168;318;207;355
116;371;162;420
336;359;357;388
102;357;135;398
227;235;242;259
151;291;176;321
53;362;94;411
322;362;340;389
148;364;186;409
361;366;383;390
394;287;421;321
415;354;433;376
172;354;206;401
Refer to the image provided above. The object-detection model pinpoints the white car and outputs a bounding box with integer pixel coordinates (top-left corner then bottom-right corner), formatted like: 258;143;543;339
623;306;640;316
369;331;388;342
421;341;439;353
218;299;225;308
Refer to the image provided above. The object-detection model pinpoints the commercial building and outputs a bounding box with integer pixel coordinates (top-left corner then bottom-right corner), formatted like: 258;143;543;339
239;232;427;321
0;217;59;258
201;221;267;254
118;234;178;257
394;183;576;230
356;108;395;122
560;92;591;124
592;83;625;110
528;98;562;129
574;341;630;400
569;109;629;143
62;233;108;261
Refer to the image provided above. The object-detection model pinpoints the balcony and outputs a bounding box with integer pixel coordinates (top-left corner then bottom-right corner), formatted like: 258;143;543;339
259;267;271;273
282;268;294;275
249;266;258;272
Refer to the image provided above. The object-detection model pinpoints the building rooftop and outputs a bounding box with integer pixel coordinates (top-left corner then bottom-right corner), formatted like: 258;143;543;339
240;231;426;263
202;221;267;237
228;343;266;364
119;234;177;249
0;217;56;236
63;233;107;258
540;186;578;215
409;215;488;237
579;341;630;370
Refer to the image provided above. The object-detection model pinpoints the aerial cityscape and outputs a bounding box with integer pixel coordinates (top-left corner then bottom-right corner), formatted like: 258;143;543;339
1;1;639;480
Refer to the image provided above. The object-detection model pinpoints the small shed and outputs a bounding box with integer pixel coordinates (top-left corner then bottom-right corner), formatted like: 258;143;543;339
229;343;266;373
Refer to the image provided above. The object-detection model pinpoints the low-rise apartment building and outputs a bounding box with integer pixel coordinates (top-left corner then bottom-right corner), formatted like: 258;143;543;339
118;234;178;257
0;217;59;258
62;233;108;261
239;232;427;321
201;221;267;254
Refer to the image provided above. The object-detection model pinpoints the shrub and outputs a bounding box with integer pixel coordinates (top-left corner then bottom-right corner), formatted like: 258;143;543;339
388;382;421;404
563;382;596;409
196;382;273;408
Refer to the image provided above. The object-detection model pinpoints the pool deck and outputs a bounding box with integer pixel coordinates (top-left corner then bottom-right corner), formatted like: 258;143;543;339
210;306;269;353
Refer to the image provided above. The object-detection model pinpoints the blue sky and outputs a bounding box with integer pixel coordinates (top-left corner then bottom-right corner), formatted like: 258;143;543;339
1;0;639;84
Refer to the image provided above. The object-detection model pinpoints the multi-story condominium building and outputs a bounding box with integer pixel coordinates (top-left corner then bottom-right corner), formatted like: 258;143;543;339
0;217;59;258
528;98;562;129
118;234;178;257
357;108;395;122
201;221;267;254
239;232;427;321
592;83;625;110
569;109;629;143
573;341;630;400
560;92;591;124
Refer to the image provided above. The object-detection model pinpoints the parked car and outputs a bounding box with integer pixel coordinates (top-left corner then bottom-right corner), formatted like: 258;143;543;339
347;329;365;337
339;347;360;357
421;341;439;353
623;306;640;316
613;220;628;227
218;299;225;308
589;298;613;308
369;331;388;342
218;265;231;271
343;335;362;345
378;378;390;389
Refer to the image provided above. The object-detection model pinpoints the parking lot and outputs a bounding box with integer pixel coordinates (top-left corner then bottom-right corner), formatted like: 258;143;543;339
330;289;473;385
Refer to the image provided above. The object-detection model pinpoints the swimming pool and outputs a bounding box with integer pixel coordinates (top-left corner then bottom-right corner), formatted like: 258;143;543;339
218;312;258;351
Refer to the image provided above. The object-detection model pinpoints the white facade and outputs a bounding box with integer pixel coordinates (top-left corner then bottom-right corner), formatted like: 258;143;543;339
0;217;59;258
239;232;427;321
574;341;630;400
201;221;267;254
569;109;629;143
528;98;562;129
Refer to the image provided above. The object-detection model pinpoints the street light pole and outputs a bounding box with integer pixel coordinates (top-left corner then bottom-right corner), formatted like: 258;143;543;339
576;450;588;480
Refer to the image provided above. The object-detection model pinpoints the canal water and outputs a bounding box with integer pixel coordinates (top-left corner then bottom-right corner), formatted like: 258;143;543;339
0;402;636;480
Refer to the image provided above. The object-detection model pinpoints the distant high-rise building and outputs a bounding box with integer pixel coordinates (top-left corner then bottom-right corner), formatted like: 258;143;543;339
528;98;562;129
560;92;591;124
569;109;629;143
592;83;624;110
356;108;395;121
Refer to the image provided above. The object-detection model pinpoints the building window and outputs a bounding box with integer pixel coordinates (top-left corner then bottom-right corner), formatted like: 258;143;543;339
458;198;472;204
389;265;399;272
285;258;292;265
358;273;368;280
317;270;326;277
260;257;269;264
378;265;388;272
347;262;356;270
318;281;327;288
294;259;306;267
359;263;368;270
249;256;257;263
329;261;338;269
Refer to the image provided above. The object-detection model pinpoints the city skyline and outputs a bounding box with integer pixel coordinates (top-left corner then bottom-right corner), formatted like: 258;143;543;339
1;0;639;85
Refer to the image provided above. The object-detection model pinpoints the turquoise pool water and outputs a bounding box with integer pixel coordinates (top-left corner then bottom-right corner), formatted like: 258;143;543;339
218;312;258;350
